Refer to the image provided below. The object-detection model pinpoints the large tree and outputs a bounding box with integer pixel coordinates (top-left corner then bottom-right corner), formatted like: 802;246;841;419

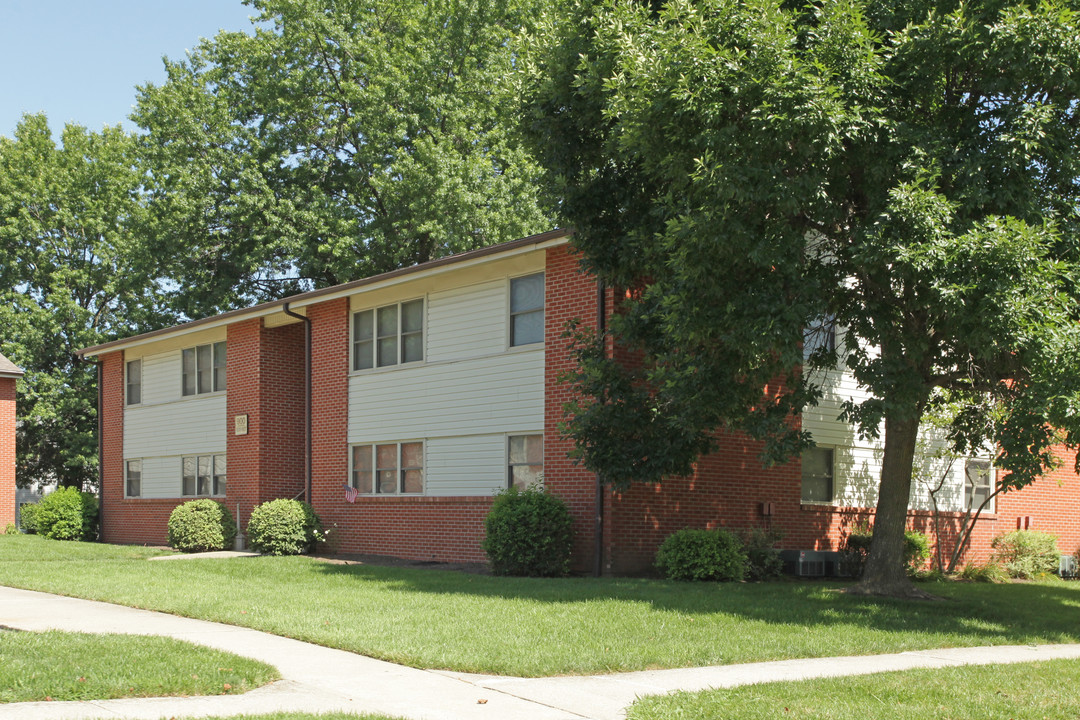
134;0;554;317
521;0;1080;596
0;114;167;489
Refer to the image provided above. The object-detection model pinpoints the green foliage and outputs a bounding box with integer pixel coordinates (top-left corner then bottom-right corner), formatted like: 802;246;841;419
3;523;17;536
29;487;97;541
132;0;552;318
740;527;783;582
482;486;574;576
167;499;237;553
841;524;930;578
246;499;322;556
521;0;1080;593
991;530;1061;579
655;528;747;582
0;113;169;491
958;563;1009;584
18;503;39;534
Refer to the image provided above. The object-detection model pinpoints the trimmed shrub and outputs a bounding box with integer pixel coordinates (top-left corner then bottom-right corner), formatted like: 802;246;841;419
247;499;322;556
991;530;1060;579
841;523;930;577
741;527;783;581
482;487;573;576
32;487;98;541
168;499;237;553
19;503;40;534
656;528;747;582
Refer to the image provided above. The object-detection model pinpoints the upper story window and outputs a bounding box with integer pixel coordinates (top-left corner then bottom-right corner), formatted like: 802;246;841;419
353;299;424;371
182;341;226;396
801;446;834;503
803;315;836;362
126;359;142;405
510;273;544;346
965;459;993;511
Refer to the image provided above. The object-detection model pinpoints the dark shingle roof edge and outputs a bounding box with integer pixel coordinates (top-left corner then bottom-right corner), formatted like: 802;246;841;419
78;228;573;358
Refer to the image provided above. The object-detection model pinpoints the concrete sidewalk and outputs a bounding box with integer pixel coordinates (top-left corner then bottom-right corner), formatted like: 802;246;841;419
3;585;1080;720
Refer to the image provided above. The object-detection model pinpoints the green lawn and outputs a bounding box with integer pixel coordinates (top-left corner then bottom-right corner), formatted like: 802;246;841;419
0;629;278;703
628;658;1080;719
2;535;1079;676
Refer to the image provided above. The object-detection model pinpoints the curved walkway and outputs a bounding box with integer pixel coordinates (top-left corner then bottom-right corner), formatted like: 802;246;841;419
3;585;1080;720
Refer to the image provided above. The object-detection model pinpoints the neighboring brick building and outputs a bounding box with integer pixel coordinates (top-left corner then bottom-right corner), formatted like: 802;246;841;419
0;352;23;529
78;232;1080;573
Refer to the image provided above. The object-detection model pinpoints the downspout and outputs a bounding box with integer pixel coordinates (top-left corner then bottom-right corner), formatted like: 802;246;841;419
97;360;104;541
594;281;607;577
282;303;312;504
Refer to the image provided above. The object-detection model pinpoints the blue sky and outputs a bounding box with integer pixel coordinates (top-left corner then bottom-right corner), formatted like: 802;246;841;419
0;0;257;139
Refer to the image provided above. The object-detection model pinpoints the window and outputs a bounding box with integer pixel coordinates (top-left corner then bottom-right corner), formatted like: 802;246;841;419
803;316;836;362
352;299;424;371
125;459;141;498
965;459;992;511
182;342;226;396
182;454;226;497
126;359;142;405
350;441;424;494
508;435;543;490
801;447;834;503
510;273;544;346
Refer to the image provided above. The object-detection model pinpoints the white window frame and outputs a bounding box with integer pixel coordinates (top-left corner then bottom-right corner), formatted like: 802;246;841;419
801;446;835;504
964;458;994;513
351;299;425;372
125;358;142;406
125;459;142;498
508;272;545;348
182;341;226;396
507;434;544;490
349;441;425;495
182;454;226;497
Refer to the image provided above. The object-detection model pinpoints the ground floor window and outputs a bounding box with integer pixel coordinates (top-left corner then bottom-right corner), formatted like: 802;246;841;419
508;435;543;490
182;454;226;497
350;441;424;495
801;447;834;503
125;459;142;498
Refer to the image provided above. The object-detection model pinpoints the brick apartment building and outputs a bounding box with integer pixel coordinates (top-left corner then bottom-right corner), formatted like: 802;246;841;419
77;231;1080;573
0;352;23;529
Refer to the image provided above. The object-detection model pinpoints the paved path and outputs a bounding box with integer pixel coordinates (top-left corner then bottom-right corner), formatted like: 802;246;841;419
3;585;1080;720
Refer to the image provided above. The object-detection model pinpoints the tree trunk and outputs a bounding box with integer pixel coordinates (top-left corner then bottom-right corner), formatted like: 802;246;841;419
849;411;935;599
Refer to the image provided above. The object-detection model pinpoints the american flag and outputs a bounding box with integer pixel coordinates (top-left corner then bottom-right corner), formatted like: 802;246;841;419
343;484;358;503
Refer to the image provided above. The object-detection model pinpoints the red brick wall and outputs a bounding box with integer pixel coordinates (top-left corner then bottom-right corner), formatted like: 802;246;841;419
543;245;605;572
0;377;16;528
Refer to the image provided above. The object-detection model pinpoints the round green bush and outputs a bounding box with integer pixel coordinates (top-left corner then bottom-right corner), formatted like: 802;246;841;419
741;527;784;581
656;528;747;581
991;530;1060;579
482;487;574;576
19;502;40;534
168;499;237;553
32;487;98;541
246;499;321;556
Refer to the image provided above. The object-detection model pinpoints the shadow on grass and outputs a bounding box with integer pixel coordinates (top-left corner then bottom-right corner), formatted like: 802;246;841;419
309;559;1080;644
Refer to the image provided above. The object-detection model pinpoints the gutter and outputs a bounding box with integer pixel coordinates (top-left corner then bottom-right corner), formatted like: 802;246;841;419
282;303;312;504
594;280;607;577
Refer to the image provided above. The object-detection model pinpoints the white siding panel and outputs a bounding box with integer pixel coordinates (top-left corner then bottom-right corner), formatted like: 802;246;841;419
348;351;543;443
139;456;182;499
125;395;226;459
140;350;182;405
426;281;507;362
425;435;508;496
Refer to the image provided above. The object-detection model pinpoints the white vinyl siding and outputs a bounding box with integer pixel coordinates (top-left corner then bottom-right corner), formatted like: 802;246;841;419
424;435;508;496
125;394;226;459
348;352;542;443
426;281;507;362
